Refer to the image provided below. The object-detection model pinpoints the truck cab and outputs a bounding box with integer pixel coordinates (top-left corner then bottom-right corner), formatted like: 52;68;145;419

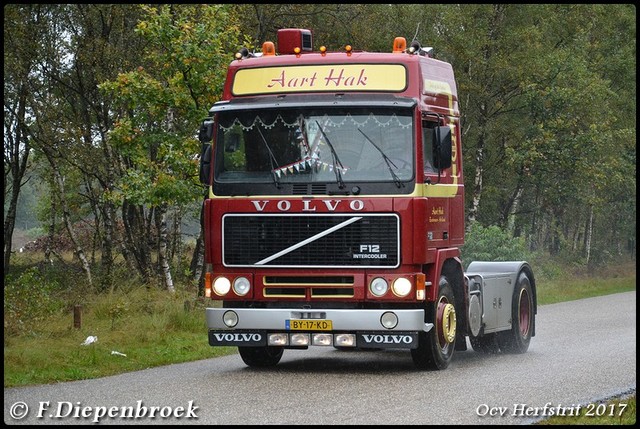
199;29;536;370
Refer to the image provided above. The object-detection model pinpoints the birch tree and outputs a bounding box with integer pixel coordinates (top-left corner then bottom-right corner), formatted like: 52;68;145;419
101;4;242;290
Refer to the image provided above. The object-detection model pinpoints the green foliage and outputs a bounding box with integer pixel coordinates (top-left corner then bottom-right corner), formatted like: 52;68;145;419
100;4;243;209
461;222;534;269
24;226;46;239
107;298;129;330
4;5;636;283
529;258;566;282
3;267;66;336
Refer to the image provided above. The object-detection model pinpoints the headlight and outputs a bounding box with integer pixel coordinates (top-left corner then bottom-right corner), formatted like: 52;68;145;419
370;277;388;297
392;277;412;297
213;276;231;296
233;277;251;296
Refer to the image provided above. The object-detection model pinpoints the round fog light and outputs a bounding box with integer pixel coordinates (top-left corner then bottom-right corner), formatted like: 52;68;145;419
223;310;238;328
381;311;398;329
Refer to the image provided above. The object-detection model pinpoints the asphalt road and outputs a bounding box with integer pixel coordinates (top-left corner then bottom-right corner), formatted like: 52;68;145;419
4;291;636;425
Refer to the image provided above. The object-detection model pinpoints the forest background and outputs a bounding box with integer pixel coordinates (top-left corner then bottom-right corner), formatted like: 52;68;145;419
4;4;636;323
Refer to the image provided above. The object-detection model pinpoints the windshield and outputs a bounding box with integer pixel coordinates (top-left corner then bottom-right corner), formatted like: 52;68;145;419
214;107;414;186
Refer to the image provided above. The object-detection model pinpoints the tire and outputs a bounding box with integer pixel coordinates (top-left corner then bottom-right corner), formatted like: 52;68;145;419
411;275;457;370
238;346;284;367
497;272;534;354
470;332;501;354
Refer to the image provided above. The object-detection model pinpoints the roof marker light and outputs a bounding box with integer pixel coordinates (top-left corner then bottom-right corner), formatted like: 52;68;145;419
262;41;276;56
393;37;406;53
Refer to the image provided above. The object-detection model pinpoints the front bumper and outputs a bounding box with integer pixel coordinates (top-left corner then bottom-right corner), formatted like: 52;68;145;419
206;307;432;349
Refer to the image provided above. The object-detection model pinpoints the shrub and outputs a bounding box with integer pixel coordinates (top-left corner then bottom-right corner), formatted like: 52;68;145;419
460;222;534;270
4;267;65;336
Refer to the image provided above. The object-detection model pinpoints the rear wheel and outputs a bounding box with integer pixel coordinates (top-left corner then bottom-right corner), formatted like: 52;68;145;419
411;275;457;370
238;346;284;367
497;272;534;353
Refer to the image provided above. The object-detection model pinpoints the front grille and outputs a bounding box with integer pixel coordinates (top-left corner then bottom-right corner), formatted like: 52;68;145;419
223;214;399;268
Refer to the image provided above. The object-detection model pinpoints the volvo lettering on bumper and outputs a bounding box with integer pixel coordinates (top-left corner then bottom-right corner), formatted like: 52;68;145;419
209;331;266;346
209;330;419;349
357;332;418;348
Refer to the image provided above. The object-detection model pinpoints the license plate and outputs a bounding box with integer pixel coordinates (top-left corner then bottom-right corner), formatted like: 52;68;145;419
286;320;333;331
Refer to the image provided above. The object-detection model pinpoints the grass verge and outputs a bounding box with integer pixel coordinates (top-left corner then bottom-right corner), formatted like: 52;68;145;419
536;274;636;305
4;287;235;387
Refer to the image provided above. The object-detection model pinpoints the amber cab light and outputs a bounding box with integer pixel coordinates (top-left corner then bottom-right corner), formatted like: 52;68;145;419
393;37;406;53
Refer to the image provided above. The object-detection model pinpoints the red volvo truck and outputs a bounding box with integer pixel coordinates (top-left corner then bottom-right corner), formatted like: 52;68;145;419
198;29;536;370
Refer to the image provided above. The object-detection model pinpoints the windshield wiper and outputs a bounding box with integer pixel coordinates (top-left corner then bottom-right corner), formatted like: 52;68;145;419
358;129;404;188
257;127;281;189
316;120;346;189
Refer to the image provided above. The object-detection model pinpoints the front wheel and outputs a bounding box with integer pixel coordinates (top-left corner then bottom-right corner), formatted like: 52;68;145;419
411;276;457;370
238;346;284;367
497;272;534;353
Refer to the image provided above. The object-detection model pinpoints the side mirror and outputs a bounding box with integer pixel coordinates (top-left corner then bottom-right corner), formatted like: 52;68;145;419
198;118;214;185
433;126;452;170
199;144;211;185
198;118;214;143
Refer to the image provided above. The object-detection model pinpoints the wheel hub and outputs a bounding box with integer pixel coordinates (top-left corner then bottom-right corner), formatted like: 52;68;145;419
519;289;531;336
437;301;457;345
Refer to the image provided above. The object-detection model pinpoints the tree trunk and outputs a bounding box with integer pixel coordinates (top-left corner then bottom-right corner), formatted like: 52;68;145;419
83;175;101;265
122;201;152;283
100;130;120;292
4;184;20;276
504;182;523;234
190;201;207;296
467;129;485;226
48;155;93;286
190;226;205;296
169;206;182;265
44;196;57;263
571;212;583;252
101;200;116;292
155;203;175;292
585;205;594;266
3;84;31;277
